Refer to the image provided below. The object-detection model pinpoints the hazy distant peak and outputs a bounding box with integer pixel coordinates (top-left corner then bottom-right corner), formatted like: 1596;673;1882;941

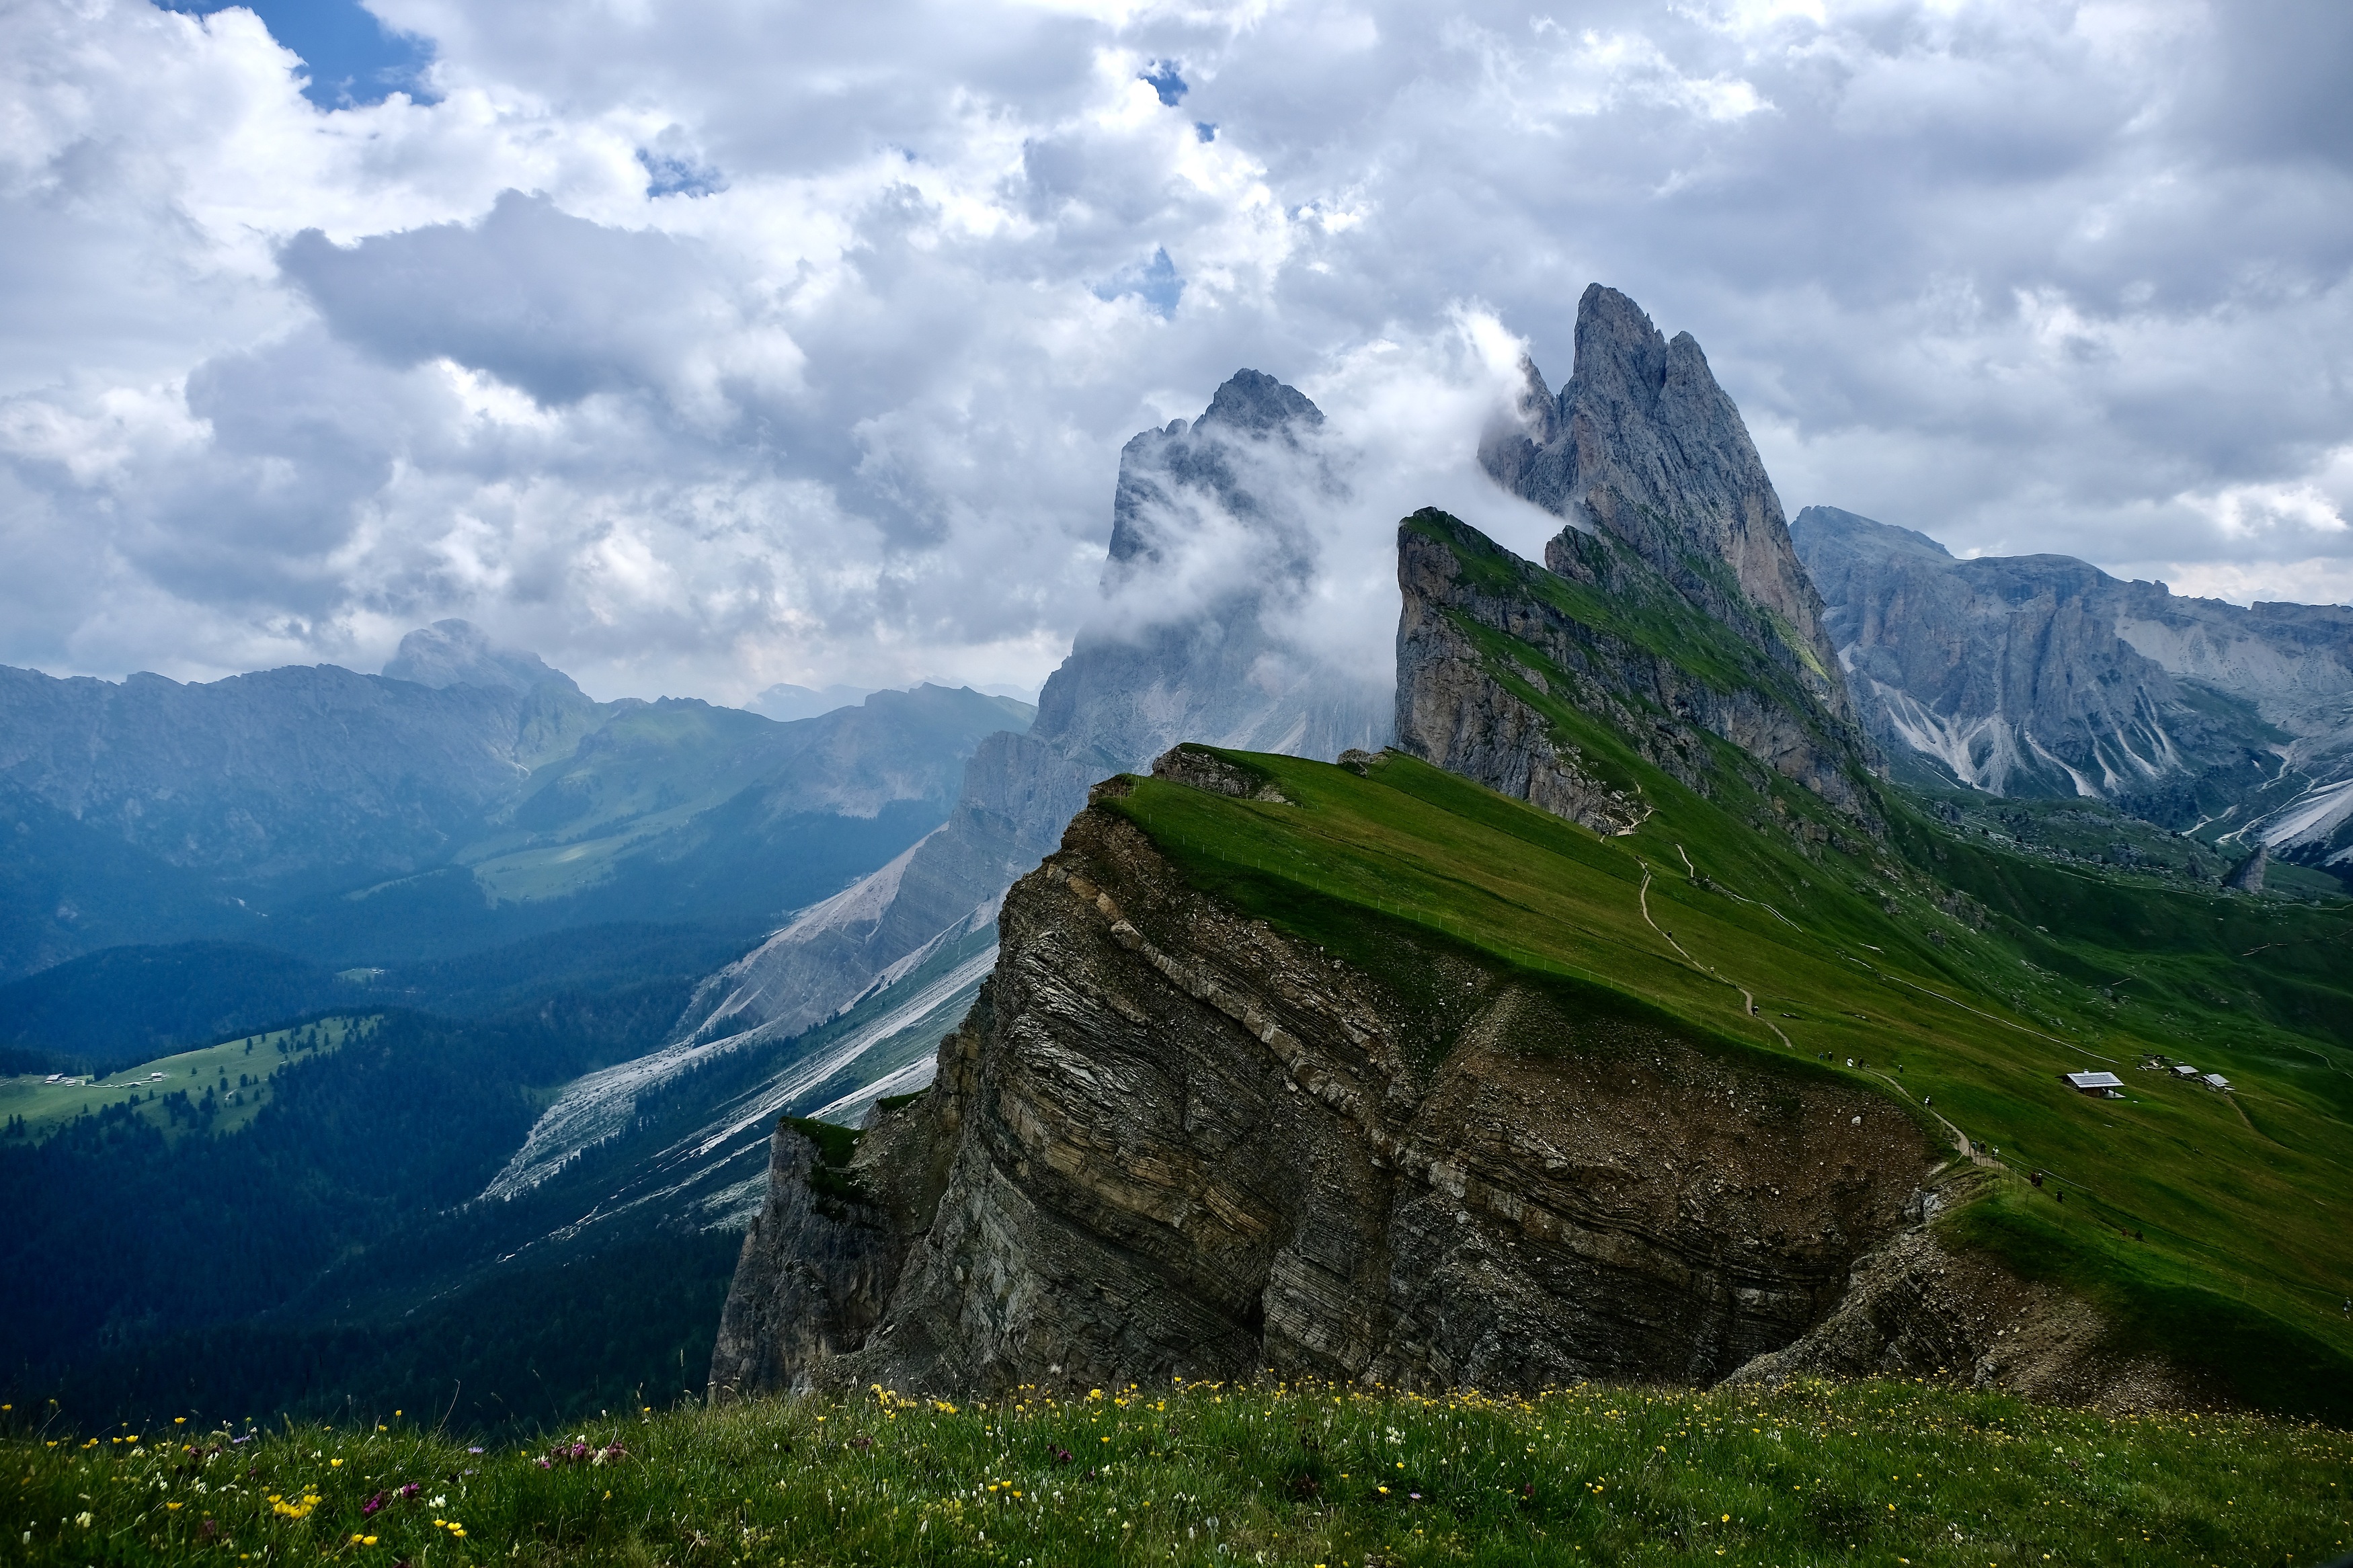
748;682;872;723
1790;505;1954;562
383;619;582;696
1107;368;1325;575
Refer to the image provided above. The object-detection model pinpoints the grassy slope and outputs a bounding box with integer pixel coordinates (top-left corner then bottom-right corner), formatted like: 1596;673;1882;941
7;1381;2347;1568
1085;521;2353;1421
0;1016;374;1143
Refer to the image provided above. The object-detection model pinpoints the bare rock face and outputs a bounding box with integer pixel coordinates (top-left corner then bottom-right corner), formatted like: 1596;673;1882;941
1482;284;1853;729
707;1126;903;1398
1794;503;2353;866
1727;1179;2221;1411
1147;743;1289;802
717;800;1965;1398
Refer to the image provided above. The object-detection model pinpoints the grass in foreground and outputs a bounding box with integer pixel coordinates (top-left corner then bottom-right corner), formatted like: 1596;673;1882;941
5;1380;2347;1567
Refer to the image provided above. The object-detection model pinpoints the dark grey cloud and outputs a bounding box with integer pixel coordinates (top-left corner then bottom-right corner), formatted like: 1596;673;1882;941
280;192;725;406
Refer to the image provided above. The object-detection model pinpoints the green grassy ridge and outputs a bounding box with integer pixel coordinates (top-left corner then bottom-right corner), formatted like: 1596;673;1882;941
7;1379;2347;1567
1407;509;1772;704
1100;741;2353;1419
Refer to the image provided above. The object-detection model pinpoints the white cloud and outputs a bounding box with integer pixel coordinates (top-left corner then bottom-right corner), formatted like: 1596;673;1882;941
1;0;2350;704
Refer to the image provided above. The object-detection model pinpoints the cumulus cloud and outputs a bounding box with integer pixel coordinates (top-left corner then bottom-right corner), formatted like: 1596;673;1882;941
1;0;2349;701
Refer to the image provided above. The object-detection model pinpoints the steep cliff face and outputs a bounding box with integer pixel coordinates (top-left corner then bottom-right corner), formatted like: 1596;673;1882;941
714;754;2210;1407
1482;285;1853;731
716;749;2020;1404
1793;505;2353;865
1394;510;1875;835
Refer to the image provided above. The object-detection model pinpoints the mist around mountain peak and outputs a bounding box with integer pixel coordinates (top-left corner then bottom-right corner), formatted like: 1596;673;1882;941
381;618;582;698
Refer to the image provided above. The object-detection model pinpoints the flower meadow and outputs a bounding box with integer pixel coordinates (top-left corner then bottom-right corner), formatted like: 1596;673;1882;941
3;1378;2347;1567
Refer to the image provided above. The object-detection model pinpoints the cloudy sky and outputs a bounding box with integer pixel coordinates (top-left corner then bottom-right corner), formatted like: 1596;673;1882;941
3;0;2348;703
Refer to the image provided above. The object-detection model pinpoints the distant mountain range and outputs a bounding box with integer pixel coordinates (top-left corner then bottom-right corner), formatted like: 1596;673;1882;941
0;631;1029;979
1794;507;2353;876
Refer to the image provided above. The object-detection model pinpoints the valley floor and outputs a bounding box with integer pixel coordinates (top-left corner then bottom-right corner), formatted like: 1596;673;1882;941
5;1379;2345;1567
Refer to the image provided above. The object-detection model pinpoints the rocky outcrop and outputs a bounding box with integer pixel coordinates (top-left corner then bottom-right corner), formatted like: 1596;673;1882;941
1482;284;1853;730
716;778;1970;1399
1794;504;2353;869
1449;285;1877;834
1726;1178;2219;1411
1394;511;1875;835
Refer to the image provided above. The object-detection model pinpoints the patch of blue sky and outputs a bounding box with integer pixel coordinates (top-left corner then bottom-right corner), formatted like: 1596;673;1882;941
1138;60;1186;107
158;0;435;108
1093;248;1183;320
639;147;728;200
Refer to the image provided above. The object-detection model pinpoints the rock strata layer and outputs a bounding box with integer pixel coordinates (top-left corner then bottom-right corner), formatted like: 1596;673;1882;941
1482;284;1854;733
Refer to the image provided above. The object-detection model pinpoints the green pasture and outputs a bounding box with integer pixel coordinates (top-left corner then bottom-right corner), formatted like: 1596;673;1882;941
0;1016;376;1144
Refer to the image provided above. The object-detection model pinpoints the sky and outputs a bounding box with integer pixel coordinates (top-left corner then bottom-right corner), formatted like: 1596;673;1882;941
2;0;2348;704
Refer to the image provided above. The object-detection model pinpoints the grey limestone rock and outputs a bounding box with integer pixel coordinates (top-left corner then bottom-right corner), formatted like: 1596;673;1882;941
1793;503;2353;867
1482;284;1853;729
678;370;1390;1055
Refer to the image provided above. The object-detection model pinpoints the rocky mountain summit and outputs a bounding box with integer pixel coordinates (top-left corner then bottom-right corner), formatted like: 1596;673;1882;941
1481;284;1856;735
1793;506;2353;873
670;370;1389;1057
1408;285;1877;833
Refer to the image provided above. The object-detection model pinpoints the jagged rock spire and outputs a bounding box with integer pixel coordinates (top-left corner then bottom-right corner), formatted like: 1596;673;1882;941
1482;284;1851;724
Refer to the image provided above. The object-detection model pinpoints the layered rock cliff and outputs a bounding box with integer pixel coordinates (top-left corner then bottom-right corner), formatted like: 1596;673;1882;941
1481;284;1854;733
713;770;1929;1397
713;751;2192;1408
1434;286;1876;837
1394;510;1876;835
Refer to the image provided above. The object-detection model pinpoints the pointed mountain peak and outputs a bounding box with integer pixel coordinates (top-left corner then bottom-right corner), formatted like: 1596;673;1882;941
1107;370;1325;573
383;619;581;697
1196;368;1323;437
1564;283;1672;414
1480;282;1852;726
